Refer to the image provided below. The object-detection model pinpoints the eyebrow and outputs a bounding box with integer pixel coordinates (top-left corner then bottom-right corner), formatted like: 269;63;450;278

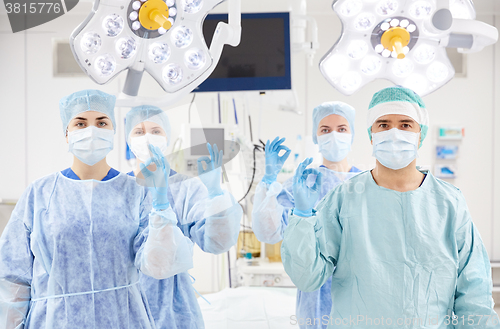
96;116;110;120
375;119;390;124
399;119;416;123
73;117;87;121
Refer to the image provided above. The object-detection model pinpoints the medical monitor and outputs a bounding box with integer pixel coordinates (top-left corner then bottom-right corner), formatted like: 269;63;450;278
195;12;292;92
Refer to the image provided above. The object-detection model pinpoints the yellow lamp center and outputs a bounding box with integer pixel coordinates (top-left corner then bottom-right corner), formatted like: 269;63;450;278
139;0;172;31
381;27;411;59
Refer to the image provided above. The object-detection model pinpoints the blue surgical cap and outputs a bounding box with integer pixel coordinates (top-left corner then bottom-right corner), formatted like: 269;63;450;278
59;89;116;135
125;105;172;146
312;101;356;144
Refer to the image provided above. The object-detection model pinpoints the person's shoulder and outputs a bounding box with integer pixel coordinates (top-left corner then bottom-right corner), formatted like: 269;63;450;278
31;171;61;189
425;172;462;197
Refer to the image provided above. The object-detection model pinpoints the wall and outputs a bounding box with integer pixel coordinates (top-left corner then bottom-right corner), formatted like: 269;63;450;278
0;0;499;297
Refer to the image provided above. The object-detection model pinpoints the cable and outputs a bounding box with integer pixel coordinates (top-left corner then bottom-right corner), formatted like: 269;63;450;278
188;93;196;124
238;143;265;204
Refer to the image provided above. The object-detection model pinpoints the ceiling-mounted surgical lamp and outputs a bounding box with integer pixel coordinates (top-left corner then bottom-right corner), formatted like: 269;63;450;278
70;0;241;107
320;0;498;96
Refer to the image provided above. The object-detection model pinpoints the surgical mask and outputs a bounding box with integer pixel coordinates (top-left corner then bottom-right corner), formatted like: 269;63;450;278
372;128;419;170
130;133;168;162
317;132;352;162
68;126;114;166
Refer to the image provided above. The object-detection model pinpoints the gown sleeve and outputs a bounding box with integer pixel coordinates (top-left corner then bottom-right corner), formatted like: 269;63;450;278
180;178;243;255
281;186;341;293
453;192;499;328
134;189;194;280
251;180;294;244
0;185;35;329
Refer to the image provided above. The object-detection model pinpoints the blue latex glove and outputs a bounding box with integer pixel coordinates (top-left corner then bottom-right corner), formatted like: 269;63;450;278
140;145;171;210
262;136;291;184
197;143;224;199
292;157;322;217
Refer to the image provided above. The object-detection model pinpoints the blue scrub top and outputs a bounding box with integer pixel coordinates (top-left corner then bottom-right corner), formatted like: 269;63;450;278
61;168;120;181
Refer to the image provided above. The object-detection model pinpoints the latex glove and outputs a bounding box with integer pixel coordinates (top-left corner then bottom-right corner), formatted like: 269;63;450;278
292;157;322;217
140;145;171;210
197;143;224;199
262;136;291;184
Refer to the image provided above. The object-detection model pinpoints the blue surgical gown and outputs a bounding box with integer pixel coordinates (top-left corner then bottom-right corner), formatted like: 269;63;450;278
0;169;194;329
282;170;499;329
129;170;243;329
252;166;361;329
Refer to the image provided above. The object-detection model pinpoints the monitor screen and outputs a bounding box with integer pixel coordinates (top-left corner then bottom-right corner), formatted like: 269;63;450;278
190;128;225;156
195;12;291;92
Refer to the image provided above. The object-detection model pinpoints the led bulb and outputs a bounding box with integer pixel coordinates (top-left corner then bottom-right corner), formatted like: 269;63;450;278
339;0;362;17
390;19;399;27
381;22;390;31
132;21;141;31
354;13;375;31
169;7;177;16
132;1;141;10
163;64;183;85
171;26;193;48
409;1;432;19
376;0;398;16
407;24;416;33
185;48;207;70
340;72;362;92
129;11;138;21
427;62;449;82
405;74;428;95
382;49;391;57
321;54;350;78
413;44;435;64
166;0;175;6
400;19;409;28
116;37;137;59
168;18;175;25
158;27;166;34
102;14;124;37
392;58;414;77
360;56;382;75
184;0;203;14
347;40;368;59
375;44;384;53
94;54;116;76
80;32;101;54
149;43;171;64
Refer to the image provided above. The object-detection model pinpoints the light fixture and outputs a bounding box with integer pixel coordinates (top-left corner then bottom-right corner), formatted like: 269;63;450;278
70;0;241;107
320;0;498;96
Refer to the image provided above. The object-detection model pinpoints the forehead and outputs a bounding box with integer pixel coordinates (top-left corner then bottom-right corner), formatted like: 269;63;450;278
376;114;416;123
71;110;109;120
133;120;164;130
318;114;348;126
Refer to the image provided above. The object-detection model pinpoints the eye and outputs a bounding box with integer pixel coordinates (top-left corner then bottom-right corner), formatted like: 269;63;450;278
98;121;107;127
338;127;346;133
152;129;162;135
402;124;411;129
134;130;144;135
321;128;330;133
379;124;388;128
76;122;86;128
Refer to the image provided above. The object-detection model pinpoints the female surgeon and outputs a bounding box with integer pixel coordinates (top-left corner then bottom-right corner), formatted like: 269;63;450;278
125;105;242;329
251;102;361;329
0;90;194;328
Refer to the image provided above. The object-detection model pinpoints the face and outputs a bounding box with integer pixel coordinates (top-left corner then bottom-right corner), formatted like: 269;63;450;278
130;121;167;141
317;114;351;137
371;114;421;145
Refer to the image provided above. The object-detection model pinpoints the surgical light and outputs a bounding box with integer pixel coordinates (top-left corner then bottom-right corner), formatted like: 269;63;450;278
320;0;498;96
70;0;241;107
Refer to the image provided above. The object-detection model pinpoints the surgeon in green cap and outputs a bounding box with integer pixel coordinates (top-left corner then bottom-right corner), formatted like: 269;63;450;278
281;86;499;328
